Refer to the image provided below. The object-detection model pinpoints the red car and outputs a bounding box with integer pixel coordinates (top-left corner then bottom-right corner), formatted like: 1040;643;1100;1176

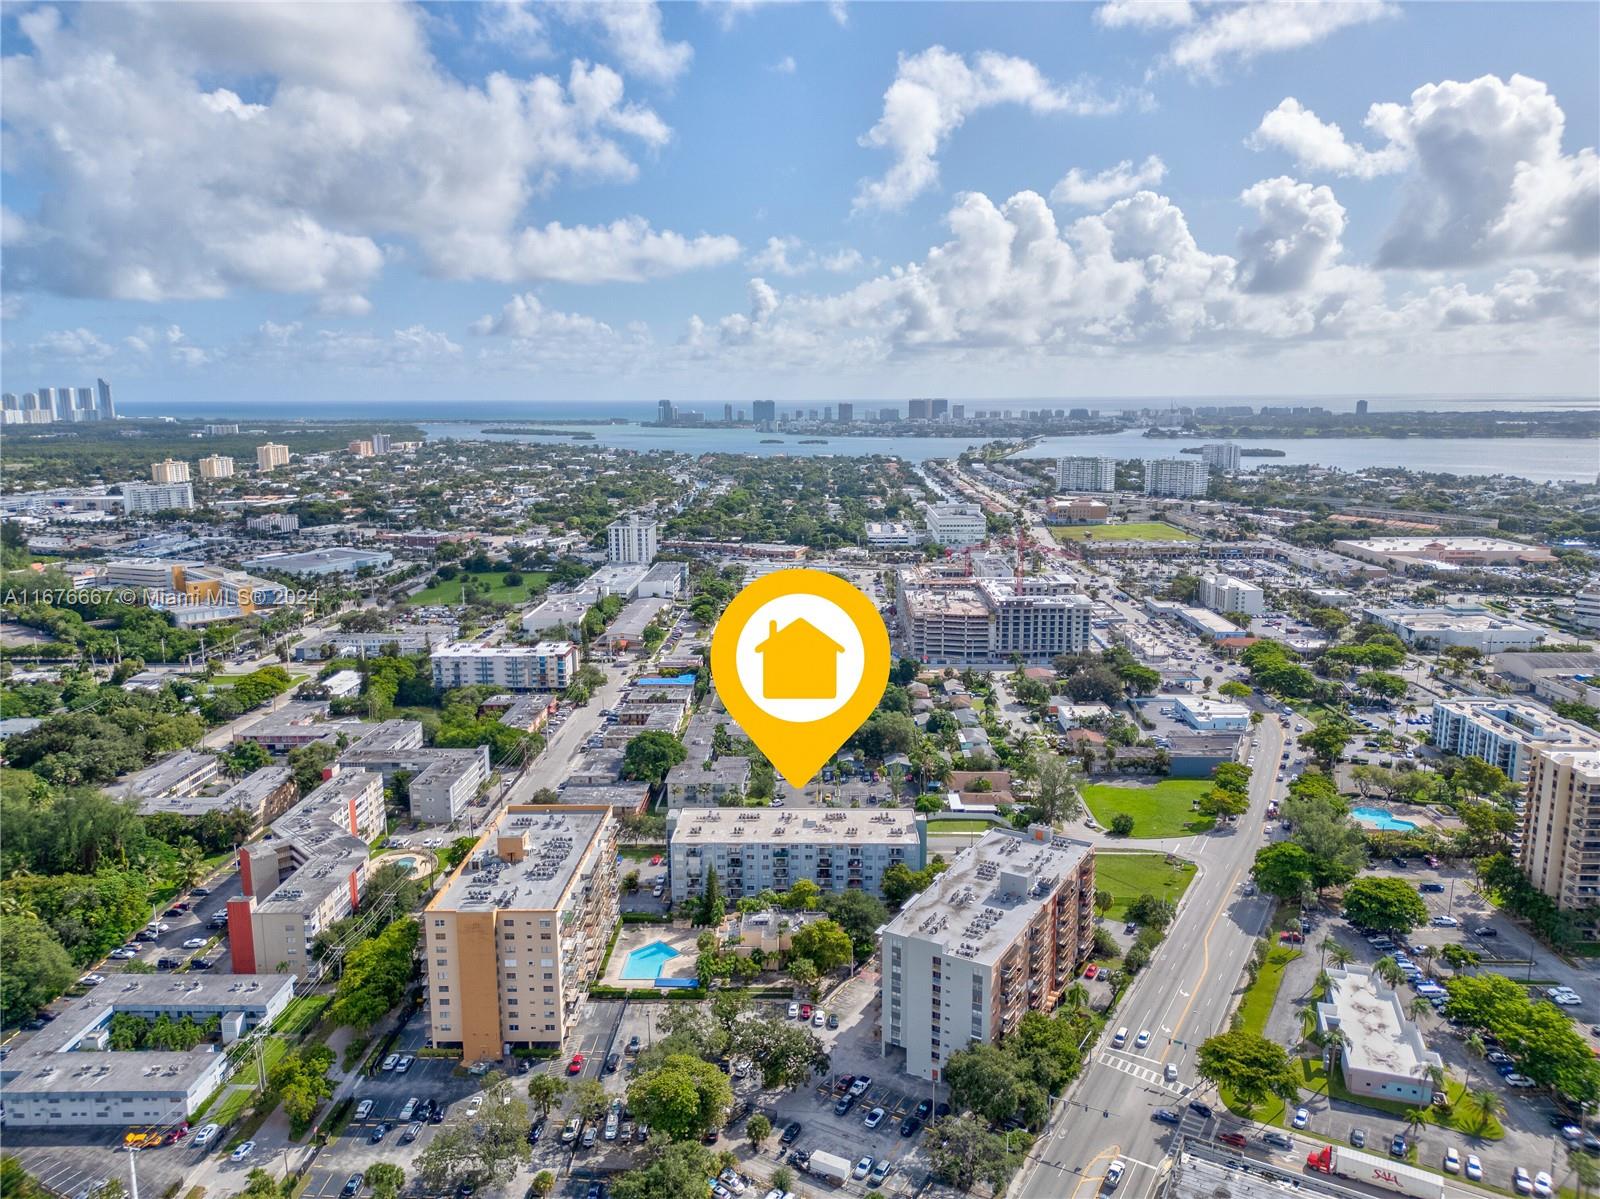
1083;964;1099;979
799;1004;813;1021
1218;1132;1248;1149
649;855;662;866
1279;930;1304;943
567;1054;585;1075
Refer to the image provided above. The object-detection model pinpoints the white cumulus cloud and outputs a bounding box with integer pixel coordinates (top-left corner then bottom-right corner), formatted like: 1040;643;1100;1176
1248;98;1409;179
0;5;723;304
1236;177;1347;294
748;236;865;276
1051;155;1168;208
1094;0;1195;30
854;46;1140;212
1153;0;1395;79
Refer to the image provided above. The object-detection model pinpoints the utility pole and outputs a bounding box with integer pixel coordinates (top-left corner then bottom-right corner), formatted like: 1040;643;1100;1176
126;1146;141;1199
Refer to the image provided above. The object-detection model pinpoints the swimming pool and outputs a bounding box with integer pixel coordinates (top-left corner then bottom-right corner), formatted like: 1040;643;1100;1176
621;941;680;981
392;857;416;871
1350;806;1417;832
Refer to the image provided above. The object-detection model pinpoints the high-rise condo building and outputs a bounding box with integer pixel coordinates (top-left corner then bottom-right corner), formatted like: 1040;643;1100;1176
1056;457;1117;492
198;455;235;480
121;482;195;513
930;398;949;419
881;828;1095;1080
1143;458;1210;498
151;458;191;484
1198;443;1242;472
908;399;931;420
1520;748;1600;919
837;403;854;423
657;399;676;426
606;514;659;564
752;400;777;425
257;443;291;471
424;805;619;1057
96;377;116;419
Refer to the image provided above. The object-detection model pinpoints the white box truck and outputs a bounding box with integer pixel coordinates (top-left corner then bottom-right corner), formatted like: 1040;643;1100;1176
1304;1146;1443;1198
807;1151;853;1185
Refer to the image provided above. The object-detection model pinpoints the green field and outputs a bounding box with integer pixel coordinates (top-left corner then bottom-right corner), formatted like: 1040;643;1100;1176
1094;852;1197;918
407;569;550;606
1083;778;1215;838
926;818;999;834
1050;521;1196;543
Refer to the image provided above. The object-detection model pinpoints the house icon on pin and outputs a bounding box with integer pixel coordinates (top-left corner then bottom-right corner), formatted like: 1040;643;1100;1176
756;618;844;701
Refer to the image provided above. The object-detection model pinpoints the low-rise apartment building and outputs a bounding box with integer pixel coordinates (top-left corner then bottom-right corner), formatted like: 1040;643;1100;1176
228;770;385;975
424;805;619;1059
880;827;1096;1080
137;765;297;827
336;719;491;824
1430;699;1600;781
1197;573;1265;617
666;808;926;903
431;642;579;692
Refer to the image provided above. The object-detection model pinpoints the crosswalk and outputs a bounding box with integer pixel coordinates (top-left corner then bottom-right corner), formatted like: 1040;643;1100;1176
1097;1050;1186;1094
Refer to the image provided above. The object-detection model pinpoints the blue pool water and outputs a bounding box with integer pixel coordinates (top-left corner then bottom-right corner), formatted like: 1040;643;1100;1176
621;941;680;981
1350;806;1417;832
393;857;416;871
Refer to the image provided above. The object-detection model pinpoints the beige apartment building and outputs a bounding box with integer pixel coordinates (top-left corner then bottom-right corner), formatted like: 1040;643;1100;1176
1521;748;1600;922
228;769;385;975
256;442;291;471
425;805;618;1061
880;827;1095;1080
150;458;191;484
198;454;235;479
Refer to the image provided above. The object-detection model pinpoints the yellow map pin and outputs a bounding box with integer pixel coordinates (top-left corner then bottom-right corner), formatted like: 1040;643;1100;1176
710;569;890;789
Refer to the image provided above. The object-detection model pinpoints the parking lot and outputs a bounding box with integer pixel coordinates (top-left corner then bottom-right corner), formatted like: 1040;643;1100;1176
2;1129;199;1199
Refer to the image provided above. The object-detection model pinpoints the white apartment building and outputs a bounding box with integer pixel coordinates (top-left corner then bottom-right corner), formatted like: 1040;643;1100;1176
1316;968;1443;1106
121;481;195;513
1198;443;1242;472
881;828;1096;1081
337;720;491;825
150;458;191;484
866;521;922;547
1575;588;1600;632
0;973;295;1127
666;808;927;903
256;442;291;471
431;641;579;692
1143;458;1209;498
1368;604;1544;653
1430;699;1600;781
425;805;618;1058
925;503;987;548
198;454;235;479
1197;573;1265;617
228;769;386;975
247;512;300;532
1055;456;1117;492
897;570;1091;664
606;514;659;564
1521;748;1600;918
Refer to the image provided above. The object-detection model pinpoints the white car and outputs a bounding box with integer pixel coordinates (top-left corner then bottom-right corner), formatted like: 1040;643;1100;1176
395;1054;415;1073
864;1106;886;1129
1533;1171;1553;1197
1442;1147;1460;1174
812;1009;826;1028
1134;1030;1151;1050
230;1141;256;1162
852;1157;873;1181
381;1054;399;1071
183;937;209;949
787;1002;799;1019
1291;1107;1309;1129
1514;1167;1533;1195
79;973;105;987
1464;1154;1482;1181
466;1095;484;1116
355;1100;375;1120
1104;1159;1126;1190
192;1123;221;1149
1429;916;1458;927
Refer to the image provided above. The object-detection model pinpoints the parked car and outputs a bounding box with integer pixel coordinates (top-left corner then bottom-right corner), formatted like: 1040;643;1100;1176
230;1141;256;1162
369;1123;391;1144
1291;1108;1309;1129
381;1054;399;1071
355;1100;375;1120
864;1106;886;1130
852;1158;873;1181
780;1121;802;1145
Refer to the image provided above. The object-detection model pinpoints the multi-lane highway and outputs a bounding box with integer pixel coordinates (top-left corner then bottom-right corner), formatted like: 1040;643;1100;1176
1015;718;1285;1199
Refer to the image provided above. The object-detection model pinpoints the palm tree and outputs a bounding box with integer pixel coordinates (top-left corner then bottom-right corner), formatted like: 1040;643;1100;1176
1373;956;1405;989
1464;1032;1485;1060
1063;983;1090;1011
1408;996;1433;1025
1414;945;1437;978
1468;1086;1504;1134
1327;942;1355;970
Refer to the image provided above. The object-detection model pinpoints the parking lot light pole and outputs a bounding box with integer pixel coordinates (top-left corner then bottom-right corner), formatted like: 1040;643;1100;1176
126;1146;140;1199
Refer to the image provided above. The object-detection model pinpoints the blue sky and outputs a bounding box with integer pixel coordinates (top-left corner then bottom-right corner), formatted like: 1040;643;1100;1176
1;1;1596;408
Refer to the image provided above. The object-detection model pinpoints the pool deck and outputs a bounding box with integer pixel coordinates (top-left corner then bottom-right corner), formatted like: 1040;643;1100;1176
600;924;703;989
1350;801;1455;833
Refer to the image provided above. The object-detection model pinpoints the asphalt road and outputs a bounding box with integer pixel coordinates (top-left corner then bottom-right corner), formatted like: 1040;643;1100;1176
505;668;630;804
1013;718;1284;1199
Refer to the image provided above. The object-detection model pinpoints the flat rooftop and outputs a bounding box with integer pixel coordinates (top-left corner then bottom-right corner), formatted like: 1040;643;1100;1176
124;749;217;800
1318;968;1440;1083
139;766;293;819
0;973;294;1098
669;807;919;846
434;806;610;913
256;771;378;913
1381;608;1541;633
882;829;1092;966
1433;699;1600;748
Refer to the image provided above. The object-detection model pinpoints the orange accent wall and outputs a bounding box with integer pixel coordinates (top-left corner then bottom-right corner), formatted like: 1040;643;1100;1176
455;912;501;1062
228;897;257;973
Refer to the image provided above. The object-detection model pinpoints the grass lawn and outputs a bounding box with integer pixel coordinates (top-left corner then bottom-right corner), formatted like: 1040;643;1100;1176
1050;521;1197;543
1288;700;1345;727
1218;946;1300;1124
1095;852;1198;919
926;818;999;834
407;569;550;606
1083;778;1215;838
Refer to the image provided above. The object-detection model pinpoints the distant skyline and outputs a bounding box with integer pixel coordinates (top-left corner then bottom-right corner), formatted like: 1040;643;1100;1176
2;1;1596;406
